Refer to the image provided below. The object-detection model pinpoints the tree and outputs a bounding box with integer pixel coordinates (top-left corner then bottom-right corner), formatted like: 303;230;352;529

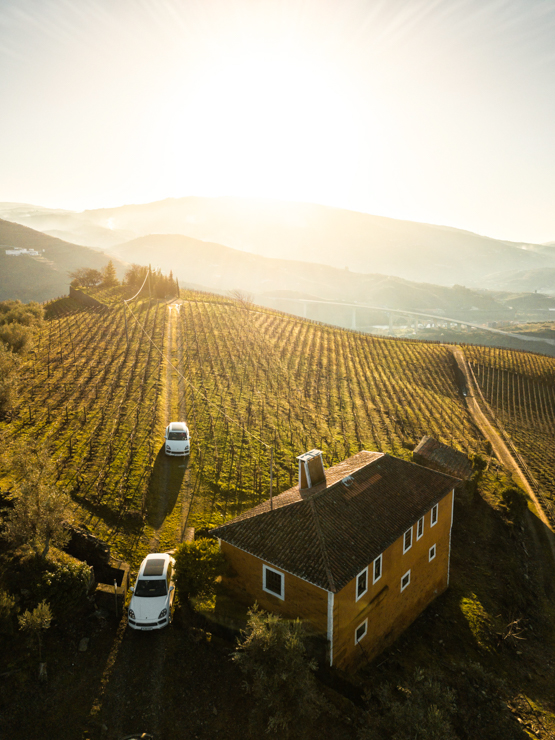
232;605;323;737
68;267;103;287
173;538;225;603
124;263;148;287
0;344;20;415
101;260;119;287
18;601;52;663
1;445;73;559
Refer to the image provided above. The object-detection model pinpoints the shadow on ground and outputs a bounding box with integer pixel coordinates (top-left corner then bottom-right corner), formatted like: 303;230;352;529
144;447;189;529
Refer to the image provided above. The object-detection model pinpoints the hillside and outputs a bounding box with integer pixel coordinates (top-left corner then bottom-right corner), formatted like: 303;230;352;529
108;232;521;313
1;289;554;738
0;219;127;302
2;197;554;288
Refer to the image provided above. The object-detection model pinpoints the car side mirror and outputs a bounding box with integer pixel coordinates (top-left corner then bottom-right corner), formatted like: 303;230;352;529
130;586;135;593
169;585;175;592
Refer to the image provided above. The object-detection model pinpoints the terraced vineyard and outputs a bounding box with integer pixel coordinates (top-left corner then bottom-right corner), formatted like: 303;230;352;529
5;288;555;561
465;344;555;517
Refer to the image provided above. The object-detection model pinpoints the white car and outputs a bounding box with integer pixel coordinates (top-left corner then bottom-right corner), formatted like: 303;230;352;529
128;553;175;630
164;421;190;456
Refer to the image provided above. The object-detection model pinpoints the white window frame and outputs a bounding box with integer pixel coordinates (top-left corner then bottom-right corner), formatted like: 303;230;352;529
262;564;284;600
400;569;411;592
372;553;383;584
417;516;424;540
403;526;413;554
354;618;368;644
430;504;438;527
429;544;436;561
355;567;368;601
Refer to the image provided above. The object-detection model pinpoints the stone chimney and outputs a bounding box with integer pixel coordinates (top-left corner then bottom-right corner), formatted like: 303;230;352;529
297;449;326;491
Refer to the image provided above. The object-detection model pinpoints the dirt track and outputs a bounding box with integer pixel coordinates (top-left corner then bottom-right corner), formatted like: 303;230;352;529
451;346;555;564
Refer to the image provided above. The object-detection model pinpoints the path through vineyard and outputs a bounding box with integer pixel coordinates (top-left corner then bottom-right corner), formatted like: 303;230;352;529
148;300;192;552
452;346;555;564
92;301;193;740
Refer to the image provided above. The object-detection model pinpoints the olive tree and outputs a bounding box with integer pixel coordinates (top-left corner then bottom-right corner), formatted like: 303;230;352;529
1;445;72;559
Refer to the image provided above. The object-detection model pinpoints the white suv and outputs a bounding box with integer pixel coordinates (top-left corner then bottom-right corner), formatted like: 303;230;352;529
164;421;190;456
128;553;175;630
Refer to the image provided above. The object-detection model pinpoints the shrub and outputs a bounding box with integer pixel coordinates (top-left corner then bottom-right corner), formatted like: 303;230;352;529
30;557;93;624
18;600;52;662
3;551;93;625
500;486;528;521
360;668;457;740
173;538;225;603
0;588;19;636
232;605;323;737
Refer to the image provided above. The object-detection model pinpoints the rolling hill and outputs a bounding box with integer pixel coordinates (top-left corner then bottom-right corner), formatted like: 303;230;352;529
0;218;127;302
2;197;554;288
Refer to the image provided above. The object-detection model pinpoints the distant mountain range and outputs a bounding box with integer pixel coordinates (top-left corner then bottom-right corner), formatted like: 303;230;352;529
108;232;548;318
0;219;125;302
2;197;554;290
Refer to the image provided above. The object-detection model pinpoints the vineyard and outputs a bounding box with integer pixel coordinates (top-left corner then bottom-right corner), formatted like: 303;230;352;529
465;344;555;519
3;287;555;564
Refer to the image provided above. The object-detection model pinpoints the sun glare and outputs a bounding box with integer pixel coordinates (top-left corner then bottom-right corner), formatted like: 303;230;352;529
161;44;376;202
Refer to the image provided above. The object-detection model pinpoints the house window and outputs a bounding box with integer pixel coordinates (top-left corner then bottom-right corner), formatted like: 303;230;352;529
431;504;438;527
355;619;368;644
429;544;436;561
417;516;424;540
356;567;368;601
373;554;382;584
403;527;413;553
401;570;411;592
262;565;284;599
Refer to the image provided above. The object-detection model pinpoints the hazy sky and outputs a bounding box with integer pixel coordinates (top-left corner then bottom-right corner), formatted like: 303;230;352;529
1;0;554;243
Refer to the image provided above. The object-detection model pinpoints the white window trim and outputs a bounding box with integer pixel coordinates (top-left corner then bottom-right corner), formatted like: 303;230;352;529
429;544;436;562
416;516;424;540
403;526;413;554
372;553;383;584
354;618;368;645
400;569;411;592
262;564;284;600
355;566;368;601
430;504;438;527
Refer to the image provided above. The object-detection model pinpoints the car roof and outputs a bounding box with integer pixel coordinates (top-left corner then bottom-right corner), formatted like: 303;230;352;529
138;553;171;579
168;421;188;431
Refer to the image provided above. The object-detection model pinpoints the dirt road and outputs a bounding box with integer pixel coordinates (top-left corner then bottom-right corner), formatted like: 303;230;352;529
451;346;555;562
90;300;195;739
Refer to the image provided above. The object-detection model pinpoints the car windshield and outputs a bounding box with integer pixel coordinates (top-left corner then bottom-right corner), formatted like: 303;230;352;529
168;431;187;441
134;578;167;597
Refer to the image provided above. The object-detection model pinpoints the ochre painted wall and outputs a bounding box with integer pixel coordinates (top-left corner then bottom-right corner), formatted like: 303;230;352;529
332;490;453;671
219;541;329;635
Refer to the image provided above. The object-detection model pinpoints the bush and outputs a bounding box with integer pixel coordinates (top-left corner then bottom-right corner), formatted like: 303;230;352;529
0;588;19;636
500;486;528;521
30;557;93;624
3;551;93;625
233;605;323;737
360;668;457;740
173;538;225;603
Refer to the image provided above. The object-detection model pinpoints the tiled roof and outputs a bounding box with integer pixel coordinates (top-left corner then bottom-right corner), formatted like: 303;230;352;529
211;450;459;593
413;436;473;480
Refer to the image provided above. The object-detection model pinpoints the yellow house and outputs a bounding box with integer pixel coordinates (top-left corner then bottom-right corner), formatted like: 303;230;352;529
212;449;457;672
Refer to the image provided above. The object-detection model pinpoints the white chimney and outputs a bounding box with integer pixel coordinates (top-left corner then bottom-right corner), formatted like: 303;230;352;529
297;449;326;490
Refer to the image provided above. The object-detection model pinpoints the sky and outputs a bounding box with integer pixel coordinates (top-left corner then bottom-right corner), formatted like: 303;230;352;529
0;0;554;243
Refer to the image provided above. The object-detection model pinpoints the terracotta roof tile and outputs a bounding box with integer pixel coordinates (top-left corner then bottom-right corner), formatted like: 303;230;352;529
211;451;458;592
413;436;473;480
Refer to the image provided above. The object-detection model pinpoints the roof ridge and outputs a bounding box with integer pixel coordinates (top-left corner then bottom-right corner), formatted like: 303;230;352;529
309;498;336;593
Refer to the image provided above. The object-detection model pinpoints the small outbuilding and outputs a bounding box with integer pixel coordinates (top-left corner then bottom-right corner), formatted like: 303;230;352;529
413;436;473;480
211;449;458;671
